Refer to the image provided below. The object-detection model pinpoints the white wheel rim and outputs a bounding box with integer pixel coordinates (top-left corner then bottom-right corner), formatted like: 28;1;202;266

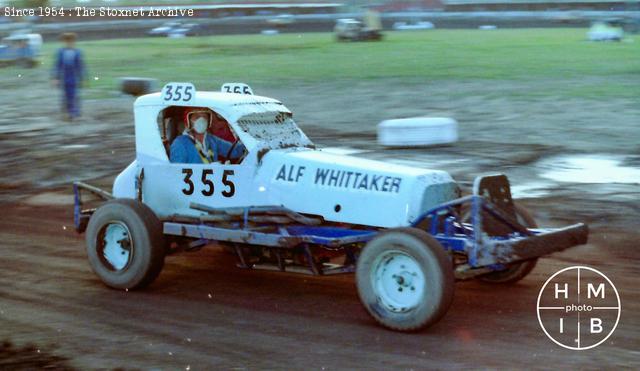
372;250;425;313
100;222;133;271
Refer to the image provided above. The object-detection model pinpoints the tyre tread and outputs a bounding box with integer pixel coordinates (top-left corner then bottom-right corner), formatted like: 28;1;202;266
86;198;165;290
356;227;455;332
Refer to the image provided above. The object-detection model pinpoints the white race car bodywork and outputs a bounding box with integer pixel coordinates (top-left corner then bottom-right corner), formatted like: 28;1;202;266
81;83;589;334
113;86;459;228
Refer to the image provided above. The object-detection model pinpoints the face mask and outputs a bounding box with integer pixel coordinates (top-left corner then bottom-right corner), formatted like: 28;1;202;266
192;117;208;134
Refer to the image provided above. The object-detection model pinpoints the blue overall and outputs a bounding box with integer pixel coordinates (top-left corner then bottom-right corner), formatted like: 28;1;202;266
170;134;245;164
53;48;84;118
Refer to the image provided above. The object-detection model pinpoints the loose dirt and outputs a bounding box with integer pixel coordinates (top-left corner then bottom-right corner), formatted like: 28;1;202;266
1;72;638;368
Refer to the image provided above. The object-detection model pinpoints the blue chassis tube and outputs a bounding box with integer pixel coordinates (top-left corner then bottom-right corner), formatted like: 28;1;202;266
74;183;587;270
161;195;586;269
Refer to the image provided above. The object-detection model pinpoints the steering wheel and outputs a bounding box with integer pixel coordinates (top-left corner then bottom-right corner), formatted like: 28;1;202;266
225;140;238;161
225;140;247;165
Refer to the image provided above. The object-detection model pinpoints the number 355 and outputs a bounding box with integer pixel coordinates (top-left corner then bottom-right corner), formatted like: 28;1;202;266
181;169;235;197
163;84;193;102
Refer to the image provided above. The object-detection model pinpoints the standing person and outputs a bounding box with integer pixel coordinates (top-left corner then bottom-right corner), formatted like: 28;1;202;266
52;32;85;121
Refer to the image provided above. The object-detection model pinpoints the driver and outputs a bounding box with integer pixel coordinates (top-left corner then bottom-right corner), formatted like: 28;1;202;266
170;108;245;164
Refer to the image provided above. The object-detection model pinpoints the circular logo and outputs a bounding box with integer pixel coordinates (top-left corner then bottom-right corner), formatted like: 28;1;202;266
537;266;620;350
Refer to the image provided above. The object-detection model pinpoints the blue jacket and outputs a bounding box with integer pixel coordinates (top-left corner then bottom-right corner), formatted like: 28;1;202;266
53;47;84;84
170;134;245;164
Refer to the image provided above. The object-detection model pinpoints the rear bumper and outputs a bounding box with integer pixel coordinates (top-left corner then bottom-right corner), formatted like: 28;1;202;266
73;181;113;233
477;223;589;266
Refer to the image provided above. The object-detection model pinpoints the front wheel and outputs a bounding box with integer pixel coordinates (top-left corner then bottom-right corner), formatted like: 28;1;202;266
86;199;166;290
356;228;454;332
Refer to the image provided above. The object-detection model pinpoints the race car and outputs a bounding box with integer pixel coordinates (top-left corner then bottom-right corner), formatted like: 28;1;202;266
73;82;589;332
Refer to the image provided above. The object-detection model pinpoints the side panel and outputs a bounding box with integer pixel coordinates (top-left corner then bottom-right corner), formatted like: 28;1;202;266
254;149;458;228
134;105;168;164
141;162;255;218
112;161;138;199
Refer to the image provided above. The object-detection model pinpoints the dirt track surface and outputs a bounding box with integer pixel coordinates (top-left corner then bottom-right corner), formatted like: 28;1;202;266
1;72;639;368
1;203;638;369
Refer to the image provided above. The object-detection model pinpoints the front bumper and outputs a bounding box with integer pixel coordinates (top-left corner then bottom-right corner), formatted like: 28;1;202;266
413;174;591;268
476;223;589;266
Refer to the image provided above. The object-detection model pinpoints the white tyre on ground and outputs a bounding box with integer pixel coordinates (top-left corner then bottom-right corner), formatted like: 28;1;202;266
378;117;458;147
86;199;166;290
356;227;454;332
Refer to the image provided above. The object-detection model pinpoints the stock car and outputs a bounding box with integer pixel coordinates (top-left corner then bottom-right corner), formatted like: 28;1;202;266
73;82;589;331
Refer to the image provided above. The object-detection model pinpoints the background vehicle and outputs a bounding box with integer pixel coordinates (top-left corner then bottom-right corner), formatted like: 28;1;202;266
148;22;181;37
148;22;200;37
588;20;624;41
73;83;589;332
168;23;201;37
0;33;41;68
393;20;435;31
334;18;382;41
267;14;295;28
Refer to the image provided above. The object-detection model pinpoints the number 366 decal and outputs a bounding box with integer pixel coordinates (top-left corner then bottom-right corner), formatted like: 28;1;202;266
182;168;235;198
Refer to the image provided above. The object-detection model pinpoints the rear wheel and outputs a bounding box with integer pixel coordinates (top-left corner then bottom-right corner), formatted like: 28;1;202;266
86;199;165;290
477;203;538;284
356;228;454;332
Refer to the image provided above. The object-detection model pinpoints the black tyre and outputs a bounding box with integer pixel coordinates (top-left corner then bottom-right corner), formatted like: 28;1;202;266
119;77;158;96
356;228;454;332
477;203;538;284
86;199;165;290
